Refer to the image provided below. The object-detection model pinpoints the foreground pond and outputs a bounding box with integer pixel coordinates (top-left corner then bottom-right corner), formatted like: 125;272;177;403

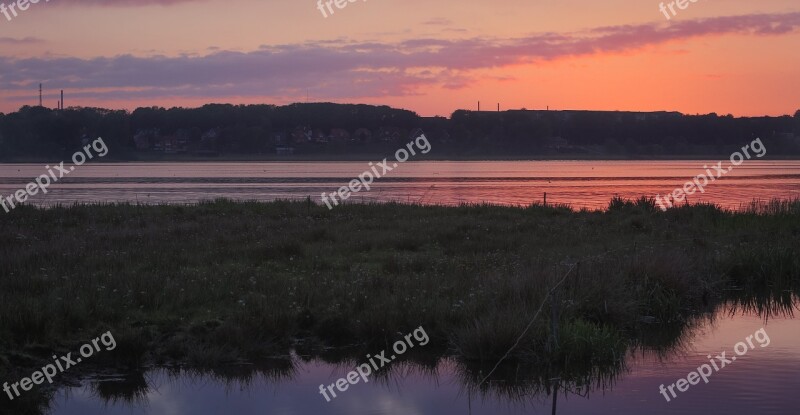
48;302;800;415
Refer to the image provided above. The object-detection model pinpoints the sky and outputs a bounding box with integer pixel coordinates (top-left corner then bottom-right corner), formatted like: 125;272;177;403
0;0;798;117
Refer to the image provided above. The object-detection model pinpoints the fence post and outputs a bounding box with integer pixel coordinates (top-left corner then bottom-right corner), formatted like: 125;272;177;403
550;288;559;351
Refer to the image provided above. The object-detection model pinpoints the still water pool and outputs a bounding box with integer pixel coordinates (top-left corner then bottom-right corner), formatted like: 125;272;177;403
49;302;800;415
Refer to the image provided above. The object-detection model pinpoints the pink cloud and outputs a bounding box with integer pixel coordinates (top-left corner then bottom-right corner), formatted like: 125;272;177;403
1;12;798;104
0;36;44;45
53;0;206;5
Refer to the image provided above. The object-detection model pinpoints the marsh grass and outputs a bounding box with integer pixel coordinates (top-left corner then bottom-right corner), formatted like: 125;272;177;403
89;372;150;407
0;198;799;410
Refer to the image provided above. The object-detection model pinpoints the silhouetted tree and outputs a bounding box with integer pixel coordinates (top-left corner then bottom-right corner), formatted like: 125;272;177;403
1;104;798;160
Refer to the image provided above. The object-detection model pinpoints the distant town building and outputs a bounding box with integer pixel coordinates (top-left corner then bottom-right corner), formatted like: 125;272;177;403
353;128;372;143
133;129;160;151
328;128;350;143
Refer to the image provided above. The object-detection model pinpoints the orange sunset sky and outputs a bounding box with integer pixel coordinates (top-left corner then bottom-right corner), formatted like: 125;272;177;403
0;0;798;117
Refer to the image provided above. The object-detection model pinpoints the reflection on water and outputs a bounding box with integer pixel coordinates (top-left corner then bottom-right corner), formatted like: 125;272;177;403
2;161;799;210
48;296;800;415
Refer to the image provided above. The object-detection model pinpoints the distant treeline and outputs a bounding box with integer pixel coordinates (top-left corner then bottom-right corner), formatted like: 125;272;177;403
1;103;799;160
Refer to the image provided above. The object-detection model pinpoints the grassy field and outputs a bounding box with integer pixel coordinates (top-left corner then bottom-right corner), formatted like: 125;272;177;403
1;198;799;411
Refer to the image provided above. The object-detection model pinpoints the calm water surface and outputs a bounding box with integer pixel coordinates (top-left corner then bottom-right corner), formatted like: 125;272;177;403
1;160;799;210
48;303;800;415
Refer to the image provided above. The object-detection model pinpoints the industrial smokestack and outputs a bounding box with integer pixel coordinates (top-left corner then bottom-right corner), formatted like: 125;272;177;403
60;90;64;110
39;84;42;107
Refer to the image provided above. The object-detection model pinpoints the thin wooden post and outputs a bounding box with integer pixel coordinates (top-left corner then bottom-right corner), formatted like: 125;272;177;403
550;288;559;351
551;379;559;415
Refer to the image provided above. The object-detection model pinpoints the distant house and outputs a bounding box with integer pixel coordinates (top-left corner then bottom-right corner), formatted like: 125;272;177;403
195;129;220;156
328;128;350;143
201;128;220;142
175;129;191;152
291;127;312;143
276;146;295;155
353;128;372;143
149;129;189;154
312;129;328;144
377;127;402;142
273;132;289;146
133;129;159;151
545;136;569;150
157;136;183;154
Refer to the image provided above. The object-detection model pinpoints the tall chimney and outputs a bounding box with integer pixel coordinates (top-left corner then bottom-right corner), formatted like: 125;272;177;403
60;90;64;110
478;101;480;111
39;84;42;107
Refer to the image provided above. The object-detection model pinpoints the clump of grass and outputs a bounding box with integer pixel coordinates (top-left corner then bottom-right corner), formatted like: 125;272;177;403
450;315;542;361
723;245;800;319
744;199;800;216
90;372;149;406
553;319;626;368
608;195;659;213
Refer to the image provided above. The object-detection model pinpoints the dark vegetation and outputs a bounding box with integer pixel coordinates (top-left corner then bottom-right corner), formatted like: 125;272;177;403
1;104;799;160
0;198;799;414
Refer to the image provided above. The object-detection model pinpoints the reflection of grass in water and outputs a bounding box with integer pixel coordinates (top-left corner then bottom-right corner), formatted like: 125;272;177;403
0;392;51;415
177;356;298;390
453;356;626;407
726;287;799;322
725;245;800;320
90;372;150;407
628;318;701;361
450;319;629;406
92;358;299;407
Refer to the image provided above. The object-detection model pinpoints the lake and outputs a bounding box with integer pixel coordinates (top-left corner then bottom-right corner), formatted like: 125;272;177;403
1;160;799;210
